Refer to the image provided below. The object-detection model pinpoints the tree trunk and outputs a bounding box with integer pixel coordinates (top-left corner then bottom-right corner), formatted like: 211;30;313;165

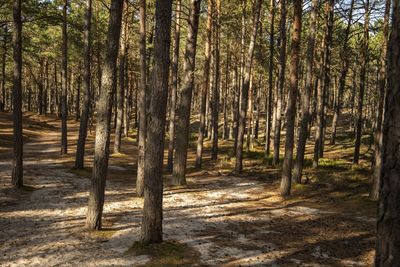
140;0;173;244
353;0;369;164
375;1;400;264
86;0;123;230
136;0;147;197
292;0;317;184
172;0;201;185
75;73;81;121
61;0;68;155
196;0;213;168
1;26;6;111
75;0;92;169
235;0;262;172
167;0;181;171
370;0;390;200
11;0;23;188
280;0;302;196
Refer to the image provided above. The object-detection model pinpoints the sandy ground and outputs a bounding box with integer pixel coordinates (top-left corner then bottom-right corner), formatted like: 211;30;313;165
0;112;376;266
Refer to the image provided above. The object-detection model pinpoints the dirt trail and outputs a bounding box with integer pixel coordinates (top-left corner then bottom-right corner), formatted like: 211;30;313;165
0;112;375;266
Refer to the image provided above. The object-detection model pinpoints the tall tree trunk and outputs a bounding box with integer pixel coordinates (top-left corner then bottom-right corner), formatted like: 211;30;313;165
196;0;213;168
211;0;221;160
272;0;287;165
167;0;181;171
75;73;81;121
370;0;390;200
264;0;275;156
75;0;92;169
235;0;262;172
172;0;201;185
222;50;229;140
11;0;23;188
140;0;173;244
292;0;317;184
136;0;147;197
375;1;400;264
353;0;369;164
85;0;123;230
1;26;6;111
61;0;68;155
330;0;354;145
280;0;302;196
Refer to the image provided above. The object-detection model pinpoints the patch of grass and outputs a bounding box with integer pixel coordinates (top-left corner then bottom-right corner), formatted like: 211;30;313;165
318;158;349;170
243;150;264;160
92;229;118;239
126;240;200;267
69;168;91;179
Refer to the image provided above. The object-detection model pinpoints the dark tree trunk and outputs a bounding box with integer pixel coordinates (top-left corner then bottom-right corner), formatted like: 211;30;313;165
280;0;302;196
75;73;81;121
86;0;123;230
375;1;400;264
292;0;317;184
1;26;6;111
167;0;181;172
61;0;68;155
211;0;220;160
172;0;201;185
75;0;92;169
235;0;262;172
196;0;213;168
11;0;23;188
371;0;390;200
140;0;173;244
136;0;147;197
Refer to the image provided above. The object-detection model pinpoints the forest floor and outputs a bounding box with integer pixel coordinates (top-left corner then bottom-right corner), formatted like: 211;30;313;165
0;111;376;266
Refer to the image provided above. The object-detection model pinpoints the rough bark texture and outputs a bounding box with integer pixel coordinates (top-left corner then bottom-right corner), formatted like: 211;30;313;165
196;0;213;168
86;0;123;230
140;0;172;244
11;0;23;188
167;0;181;172
1;26;6;111
172;0;201;185
280;0;302;196
234;0;262;172
375;1;400;264
136;0;147;197
61;0;68;155
75;0;92;169
292;0;316;184
211;0;220;161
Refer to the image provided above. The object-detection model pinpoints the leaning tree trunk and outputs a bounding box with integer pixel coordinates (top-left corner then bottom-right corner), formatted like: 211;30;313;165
375;1;400;264
75;0;92;169
272;0;287;166
140;0;173;244
235;0;262;172
61;0;68;155
370;0;390;200
172;0;201;185
167;0;181;172
86;0;123;230
292;0;316;184
280;0;302;196
195;0;213;168
11;0;23;188
136;0;147;197
353;0;369;164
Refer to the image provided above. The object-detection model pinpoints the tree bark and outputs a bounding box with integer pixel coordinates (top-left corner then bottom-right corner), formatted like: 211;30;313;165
1;26;7;111
11;0;23;188
86;0;123;230
140;0;173;244
61;0;68;155
375;1;400;264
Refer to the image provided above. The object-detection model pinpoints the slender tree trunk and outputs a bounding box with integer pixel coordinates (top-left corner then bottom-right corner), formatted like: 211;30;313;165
353;0;369;164
172;0;202;185
140;0;173;244
86;0;123;230
167;0;181;171
75;73;81;121
375;1;400;264
61;0;68;155
222;50;229;140
292;0;317;184
1;26;6;111
11;0;23;188
75;0;92;169
136;0;147;197
196;0;213;168
370;0;390;200
280;0;302;196
123;59;129;137
235;0;262;172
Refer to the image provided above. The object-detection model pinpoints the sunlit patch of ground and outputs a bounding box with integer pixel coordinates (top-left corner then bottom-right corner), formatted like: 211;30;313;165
0;111;376;266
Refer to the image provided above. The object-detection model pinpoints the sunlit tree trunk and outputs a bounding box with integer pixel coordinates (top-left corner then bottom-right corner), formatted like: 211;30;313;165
61;0;68;155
